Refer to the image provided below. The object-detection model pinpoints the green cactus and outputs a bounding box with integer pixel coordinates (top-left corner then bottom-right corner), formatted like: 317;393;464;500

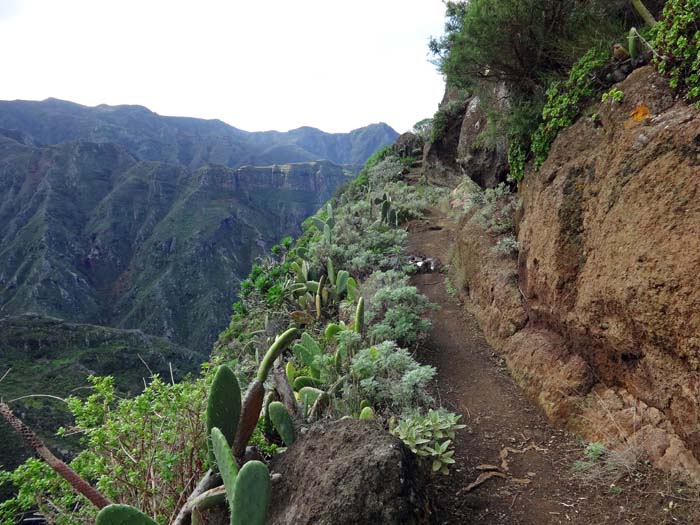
206;365;241;464
346;277;358;301
231;461;271;525
355;296;365;334
268;401;296;446
298;386;324;408
285;361;297;384
212;428;271;525
310;217;326;232
316;275;326;319
628;27;639;60
388;208;397;227
324;321;345;341
211;427;239;504
359;407;375;420
293;332;323;378
327;258;336;285
292;376;324;390
335;270;349;296
359;399;371;411
95;504;157;525
234;328;298;458
631;0;656;27
257;328;299;382
305;280;319;294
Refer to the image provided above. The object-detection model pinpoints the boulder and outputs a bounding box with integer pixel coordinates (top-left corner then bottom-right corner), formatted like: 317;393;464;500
268;418;428;524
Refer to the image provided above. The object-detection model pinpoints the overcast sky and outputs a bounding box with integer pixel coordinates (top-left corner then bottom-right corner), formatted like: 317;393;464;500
0;0;446;133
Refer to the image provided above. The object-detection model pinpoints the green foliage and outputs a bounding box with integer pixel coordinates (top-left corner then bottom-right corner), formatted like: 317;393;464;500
363;271;434;346
430;0;624;94
412;118;433;141
350;341;436;412
531;47;610;165
0;375;208;524
507;141;526;183
654;0;700;103
95;504;157;525
430;94;468;142
391;409;465;475
585;441;607;461
601;86;625;103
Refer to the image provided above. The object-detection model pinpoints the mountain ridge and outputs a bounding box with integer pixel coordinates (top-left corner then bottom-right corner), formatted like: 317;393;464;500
0;98;398;170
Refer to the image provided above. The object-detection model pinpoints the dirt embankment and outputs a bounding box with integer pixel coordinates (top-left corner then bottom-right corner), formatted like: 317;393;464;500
449;66;700;481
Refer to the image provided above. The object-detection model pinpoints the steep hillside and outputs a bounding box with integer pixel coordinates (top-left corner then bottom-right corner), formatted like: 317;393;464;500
0;313;198;484
0;98;398;169
0;130;352;352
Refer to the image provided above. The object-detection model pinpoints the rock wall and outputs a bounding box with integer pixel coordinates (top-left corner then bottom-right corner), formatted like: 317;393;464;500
451;66;700;481
423;84;509;189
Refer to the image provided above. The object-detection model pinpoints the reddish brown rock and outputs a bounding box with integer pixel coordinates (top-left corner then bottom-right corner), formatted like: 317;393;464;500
451;66;700;481
518;66;700;477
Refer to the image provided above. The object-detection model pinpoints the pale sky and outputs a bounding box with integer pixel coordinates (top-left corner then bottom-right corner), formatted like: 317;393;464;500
0;0;446;133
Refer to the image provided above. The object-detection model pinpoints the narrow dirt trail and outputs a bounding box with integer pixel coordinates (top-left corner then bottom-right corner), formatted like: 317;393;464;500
408;209;659;524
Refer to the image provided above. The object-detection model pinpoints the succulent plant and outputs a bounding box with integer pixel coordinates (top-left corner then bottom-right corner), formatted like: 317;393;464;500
268;401;296;446
211;427;271;525
206;365;241;464
95;504;157;525
292;332;323;379
359;407;375;420
355;296;365;335
234;328;299;458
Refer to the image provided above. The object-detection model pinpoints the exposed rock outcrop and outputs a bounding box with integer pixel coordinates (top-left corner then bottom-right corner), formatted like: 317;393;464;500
451;66;700;481
268;419;428;525
423;85;509;188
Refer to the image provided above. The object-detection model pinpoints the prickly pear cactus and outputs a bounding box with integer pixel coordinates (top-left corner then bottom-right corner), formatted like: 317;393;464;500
211;427;239;504
206;365;241;463
95;504;157;525
231;460;271;525
359;407;375;420
268;401;296;446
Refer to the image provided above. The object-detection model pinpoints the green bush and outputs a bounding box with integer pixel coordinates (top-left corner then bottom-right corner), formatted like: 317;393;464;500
391;409;466;475
430;0;624;95
349;341;436;412
654;0;700;103
531;47;610;165
430;94;468;142
0;376;208;524
362;270;434;345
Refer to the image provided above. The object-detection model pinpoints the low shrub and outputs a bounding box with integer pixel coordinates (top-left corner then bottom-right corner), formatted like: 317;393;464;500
654;0;700;104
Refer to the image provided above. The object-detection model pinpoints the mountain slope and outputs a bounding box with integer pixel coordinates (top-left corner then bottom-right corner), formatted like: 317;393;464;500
0;130;352;352
0;313;199;480
0;98;398;169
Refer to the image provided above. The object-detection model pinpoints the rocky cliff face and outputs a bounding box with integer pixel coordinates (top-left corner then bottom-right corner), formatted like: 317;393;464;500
0;129;351;352
449;67;700;481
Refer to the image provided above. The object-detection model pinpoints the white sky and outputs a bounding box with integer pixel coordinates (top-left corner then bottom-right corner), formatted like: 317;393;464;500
0;0;446;133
